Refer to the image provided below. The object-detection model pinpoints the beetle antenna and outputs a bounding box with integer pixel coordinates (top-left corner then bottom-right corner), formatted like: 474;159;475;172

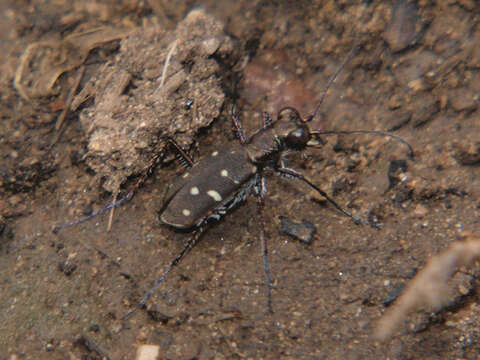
304;45;359;123
311;129;414;158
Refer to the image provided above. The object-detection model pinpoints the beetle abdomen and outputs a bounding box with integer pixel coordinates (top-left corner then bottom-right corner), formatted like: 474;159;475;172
160;145;257;229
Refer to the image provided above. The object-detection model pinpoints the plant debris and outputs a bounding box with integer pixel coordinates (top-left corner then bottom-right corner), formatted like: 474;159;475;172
375;233;480;340
78;9;234;193
14;26;130;101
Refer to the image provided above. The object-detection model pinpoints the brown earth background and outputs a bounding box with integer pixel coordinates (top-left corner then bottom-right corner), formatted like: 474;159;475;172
1;1;479;359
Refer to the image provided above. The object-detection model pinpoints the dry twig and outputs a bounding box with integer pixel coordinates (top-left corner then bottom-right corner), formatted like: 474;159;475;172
375;233;480;340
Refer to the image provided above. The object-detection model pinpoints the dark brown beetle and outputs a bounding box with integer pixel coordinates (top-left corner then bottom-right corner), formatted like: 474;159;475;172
55;48;413;319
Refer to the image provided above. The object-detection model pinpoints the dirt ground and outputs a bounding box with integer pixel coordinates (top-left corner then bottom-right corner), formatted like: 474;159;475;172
1;1;479;359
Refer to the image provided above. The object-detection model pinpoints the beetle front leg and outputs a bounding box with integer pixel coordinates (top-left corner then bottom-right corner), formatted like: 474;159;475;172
275;166;374;227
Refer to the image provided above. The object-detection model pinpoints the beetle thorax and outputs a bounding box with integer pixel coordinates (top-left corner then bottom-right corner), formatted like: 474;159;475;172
245;107;311;165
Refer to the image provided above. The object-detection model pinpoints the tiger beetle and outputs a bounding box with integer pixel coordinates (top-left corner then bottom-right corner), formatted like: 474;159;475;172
54;47;413;320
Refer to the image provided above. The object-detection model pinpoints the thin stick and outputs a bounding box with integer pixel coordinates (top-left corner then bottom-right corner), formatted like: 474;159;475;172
160;40;178;88
375;234;480;340
51;65;85;145
107;191;118;232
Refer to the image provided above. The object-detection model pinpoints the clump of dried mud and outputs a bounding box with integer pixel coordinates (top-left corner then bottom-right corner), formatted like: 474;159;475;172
79;9;233;192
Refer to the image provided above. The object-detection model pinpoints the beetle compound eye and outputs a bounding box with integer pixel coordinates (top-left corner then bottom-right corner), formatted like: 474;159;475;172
285;126;311;149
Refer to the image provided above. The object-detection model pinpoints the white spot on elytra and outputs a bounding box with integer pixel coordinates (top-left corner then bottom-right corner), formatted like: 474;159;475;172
207;190;222;202
190;186;199;195
211;151;219;157
251;165;257;173
182;173;190;178
220;169;228;177
182;209;191;216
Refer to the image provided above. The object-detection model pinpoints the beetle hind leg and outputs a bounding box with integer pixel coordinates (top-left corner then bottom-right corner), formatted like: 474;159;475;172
121;224;207;320
254;175;274;313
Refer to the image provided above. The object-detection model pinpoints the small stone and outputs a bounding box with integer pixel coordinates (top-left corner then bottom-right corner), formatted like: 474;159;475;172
452;140;480;166
410;95;440;127
450;88;478;112
201;37;220;56
384;0;423;52
136;344;160;360
279;216;316;244
413;204;428;218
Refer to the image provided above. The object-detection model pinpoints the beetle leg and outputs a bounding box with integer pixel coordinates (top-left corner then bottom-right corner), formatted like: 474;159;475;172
254;175;273;313
53;149;166;233
231;104;247;144
276;166;375;227
121;224;207;320
167;137;195;168
262;111;273;129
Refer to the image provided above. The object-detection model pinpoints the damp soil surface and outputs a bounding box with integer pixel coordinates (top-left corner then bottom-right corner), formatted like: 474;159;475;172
1;1;480;359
